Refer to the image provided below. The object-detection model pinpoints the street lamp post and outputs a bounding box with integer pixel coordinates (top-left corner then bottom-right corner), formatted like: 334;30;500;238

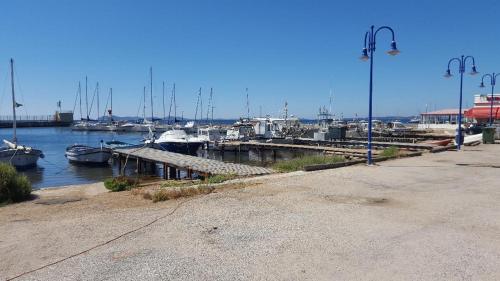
479;73;500;126
444;56;479;150
360;25;400;165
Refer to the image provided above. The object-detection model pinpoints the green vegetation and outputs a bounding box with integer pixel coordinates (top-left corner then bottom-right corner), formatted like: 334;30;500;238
272;155;345;172
152;185;214;203
206;174;237;184
380;146;400;158
160;180;199;188
0;163;32;204
104;176;135;192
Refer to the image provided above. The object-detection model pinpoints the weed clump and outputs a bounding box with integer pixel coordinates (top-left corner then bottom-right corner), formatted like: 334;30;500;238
206;174;236;184
381;146;400;158
0;163;32;204
151;185;215;203
104;176;135;192
272;155;345;172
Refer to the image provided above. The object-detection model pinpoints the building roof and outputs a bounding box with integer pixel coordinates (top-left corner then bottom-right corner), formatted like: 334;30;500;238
420;109;467;116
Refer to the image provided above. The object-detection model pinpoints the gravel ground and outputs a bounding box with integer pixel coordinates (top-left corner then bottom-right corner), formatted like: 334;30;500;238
1;145;500;281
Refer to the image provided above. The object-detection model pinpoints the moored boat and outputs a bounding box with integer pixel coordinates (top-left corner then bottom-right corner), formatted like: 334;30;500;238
0;59;44;168
65;142;112;164
148;129;205;155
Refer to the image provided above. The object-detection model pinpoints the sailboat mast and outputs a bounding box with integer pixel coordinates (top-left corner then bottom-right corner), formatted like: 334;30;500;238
207;88;212;123
173;83;177;123
10;59;17;144
143;86;146;122
85;76;90;121
162;81;165;123
96;82;100;121
110;88;113;122
194;88;200;122
150;67;154;123
78;82;82;120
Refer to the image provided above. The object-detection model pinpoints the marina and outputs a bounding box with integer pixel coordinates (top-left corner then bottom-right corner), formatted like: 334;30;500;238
1;2;500;280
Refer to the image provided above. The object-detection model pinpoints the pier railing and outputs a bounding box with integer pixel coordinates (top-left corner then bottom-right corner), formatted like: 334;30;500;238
0;115;55;122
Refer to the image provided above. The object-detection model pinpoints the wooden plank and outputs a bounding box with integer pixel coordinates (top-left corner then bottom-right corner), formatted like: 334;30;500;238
114;147;274;176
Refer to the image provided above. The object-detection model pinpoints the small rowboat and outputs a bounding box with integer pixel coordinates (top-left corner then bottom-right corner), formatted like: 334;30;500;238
65;142;112;164
424;139;452;146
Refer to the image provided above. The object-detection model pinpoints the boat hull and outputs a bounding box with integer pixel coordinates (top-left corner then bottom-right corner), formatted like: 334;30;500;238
65;147;112;164
157;142;204;155
0;149;42;168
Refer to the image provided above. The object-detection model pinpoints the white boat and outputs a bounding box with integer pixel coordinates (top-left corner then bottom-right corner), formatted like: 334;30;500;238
0;140;44;168
148;129;205;155
0;59;44;168
454;133;483;145
65;143;112;164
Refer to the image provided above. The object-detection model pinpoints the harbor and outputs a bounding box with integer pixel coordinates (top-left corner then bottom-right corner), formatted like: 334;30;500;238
2;1;500;280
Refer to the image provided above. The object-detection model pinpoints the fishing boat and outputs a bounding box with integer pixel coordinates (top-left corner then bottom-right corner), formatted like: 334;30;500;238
454;133;483;146
0;59;44;168
148;129;205;155
65;141;112;164
423;139;452;146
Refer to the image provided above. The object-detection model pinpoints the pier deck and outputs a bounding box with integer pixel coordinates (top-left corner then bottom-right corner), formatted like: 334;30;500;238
217;141;380;157
114;147;273;178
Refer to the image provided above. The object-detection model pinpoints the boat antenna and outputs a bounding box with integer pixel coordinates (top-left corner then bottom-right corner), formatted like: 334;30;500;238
150;66;154;123
10;58;17;144
329;88;333;117
200;88;203;125
286;102;289;120
246;87;250;120
194;87;201;122
85;76;89;121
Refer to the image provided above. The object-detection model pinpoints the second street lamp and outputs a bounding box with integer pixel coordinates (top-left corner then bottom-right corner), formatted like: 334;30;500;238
444;55;479;150
360;25;400;165
479;73;500;126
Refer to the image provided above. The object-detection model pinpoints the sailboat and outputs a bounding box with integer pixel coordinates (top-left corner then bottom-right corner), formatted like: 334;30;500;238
0;59;44;168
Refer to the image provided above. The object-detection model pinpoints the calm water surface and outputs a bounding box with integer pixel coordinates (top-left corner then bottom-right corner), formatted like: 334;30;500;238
1;127;314;189
0;127;146;189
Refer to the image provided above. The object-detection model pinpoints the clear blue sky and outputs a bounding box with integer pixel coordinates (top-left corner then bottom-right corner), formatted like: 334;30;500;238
1;0;499;119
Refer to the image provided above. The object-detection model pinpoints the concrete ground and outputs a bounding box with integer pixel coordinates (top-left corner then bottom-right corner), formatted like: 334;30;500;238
1;145;500;281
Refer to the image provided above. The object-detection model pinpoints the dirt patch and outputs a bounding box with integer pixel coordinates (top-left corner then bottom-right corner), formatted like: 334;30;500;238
35;197;84;205
320;195;392;206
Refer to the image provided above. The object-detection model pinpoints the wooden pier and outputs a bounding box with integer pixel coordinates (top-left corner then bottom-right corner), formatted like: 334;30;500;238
216;141;378;158
113;147;273;179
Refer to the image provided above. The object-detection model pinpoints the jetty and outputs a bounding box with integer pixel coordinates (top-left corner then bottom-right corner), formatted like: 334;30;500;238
0;112;74;128
217;141;379;158
114;147;274;179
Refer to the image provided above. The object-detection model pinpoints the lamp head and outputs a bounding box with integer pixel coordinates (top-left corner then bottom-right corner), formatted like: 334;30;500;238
444;69;452;78
470;65;479;75
387;41;400;56
479;81;485;88
360;48;369;61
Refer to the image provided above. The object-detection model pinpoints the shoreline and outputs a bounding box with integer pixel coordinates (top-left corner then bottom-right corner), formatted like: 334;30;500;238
2;145;500;280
